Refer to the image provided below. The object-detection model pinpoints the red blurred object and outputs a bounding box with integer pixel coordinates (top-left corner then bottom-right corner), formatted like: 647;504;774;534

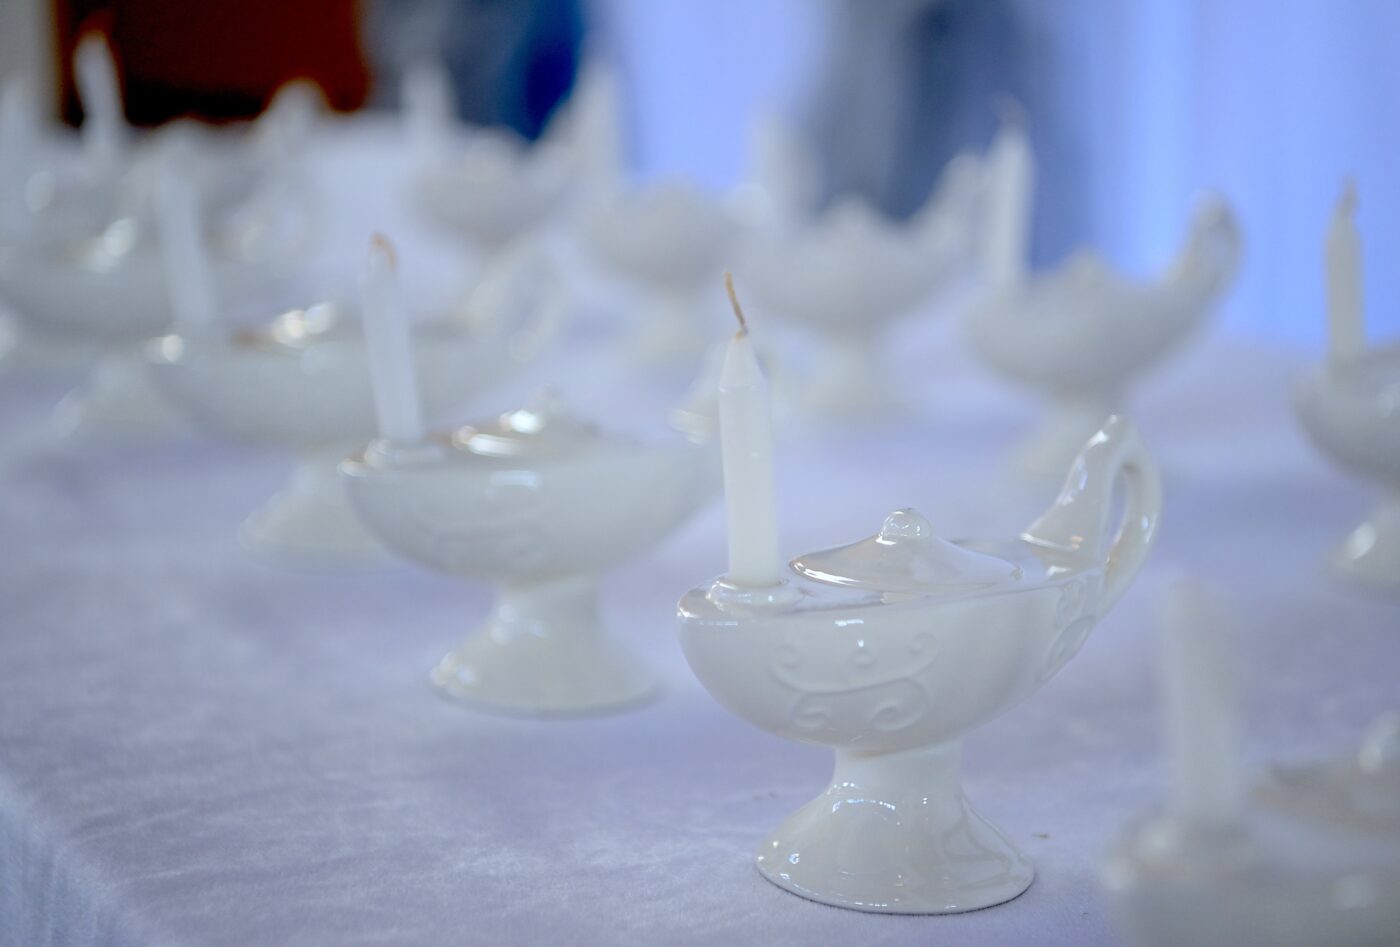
52;0;371;125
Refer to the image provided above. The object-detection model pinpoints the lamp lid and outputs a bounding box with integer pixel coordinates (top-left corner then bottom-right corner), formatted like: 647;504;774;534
790;508;1021;596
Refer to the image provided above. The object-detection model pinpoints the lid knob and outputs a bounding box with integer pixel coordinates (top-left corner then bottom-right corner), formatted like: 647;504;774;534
878;508;932;544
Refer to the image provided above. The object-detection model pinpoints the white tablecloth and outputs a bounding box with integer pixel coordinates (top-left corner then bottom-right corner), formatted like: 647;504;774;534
1;122;1397;946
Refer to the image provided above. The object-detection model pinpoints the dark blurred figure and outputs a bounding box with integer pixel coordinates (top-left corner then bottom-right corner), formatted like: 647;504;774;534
53;0;372;124
51;0;582;140
367;0;584;140
810;0;1084;265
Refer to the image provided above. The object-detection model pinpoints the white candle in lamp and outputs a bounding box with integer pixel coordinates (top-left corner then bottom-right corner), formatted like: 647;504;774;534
984;106;1033;291
359;234;425;443
719;273;782;587
1326;179;1365;365
73;33;128;182
154;168;217;338
1160;580;1243;825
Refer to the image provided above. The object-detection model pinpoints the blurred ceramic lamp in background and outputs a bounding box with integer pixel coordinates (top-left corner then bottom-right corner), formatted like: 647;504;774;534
1102;580;1400;946
1293;181;1400;588
966;113;1243;477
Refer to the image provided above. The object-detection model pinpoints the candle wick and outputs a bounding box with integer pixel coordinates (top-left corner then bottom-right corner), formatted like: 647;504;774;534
371;232;398;271
724;270;748;335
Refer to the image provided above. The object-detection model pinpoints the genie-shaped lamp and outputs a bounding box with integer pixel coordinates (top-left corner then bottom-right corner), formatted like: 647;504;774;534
677;281;1161;912
344;388;718;714
967;116;1242;477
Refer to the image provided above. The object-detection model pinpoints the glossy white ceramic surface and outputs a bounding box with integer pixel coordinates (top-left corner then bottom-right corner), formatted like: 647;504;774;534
1294;341;1400;587
577;181;737;362
342;391;719;715
678;416;1161;913
148;259;561;564
968;198;1241;476
1102;714;1400;947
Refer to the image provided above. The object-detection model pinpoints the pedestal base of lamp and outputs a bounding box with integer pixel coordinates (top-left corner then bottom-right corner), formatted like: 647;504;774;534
1015;395;1119;479
431;575;657;716
51;348;188;440
755;742;1034;914
239;450;384;568
1330;493;1400;589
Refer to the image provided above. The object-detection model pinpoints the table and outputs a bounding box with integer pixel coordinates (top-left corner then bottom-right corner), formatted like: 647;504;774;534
2;123;1397;946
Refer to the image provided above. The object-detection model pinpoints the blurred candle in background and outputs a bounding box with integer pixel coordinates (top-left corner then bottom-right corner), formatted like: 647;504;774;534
983;110;1033;291
359;235;424;444
1161;581;1244;826
154;166;217;339
72;32;127;181
1326;180;1365;366
718;275;781;588
400;59;456;165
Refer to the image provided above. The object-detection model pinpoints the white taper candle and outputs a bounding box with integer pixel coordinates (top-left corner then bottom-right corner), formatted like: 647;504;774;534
719;273;781;587
1160;580;1243;824
73;33;128;182
1326;179;1365;365
358;235;424;443
155;167;217;338
984;108;1033;290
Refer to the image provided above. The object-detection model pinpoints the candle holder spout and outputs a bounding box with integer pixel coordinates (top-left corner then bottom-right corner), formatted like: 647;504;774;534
431;573;656;715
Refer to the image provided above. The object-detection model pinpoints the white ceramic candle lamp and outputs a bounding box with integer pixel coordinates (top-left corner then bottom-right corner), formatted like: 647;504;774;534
1101;584;1400;946
578;180;737;362
7;147;283;438
678;284;1162;912
0;103;316;433
967;118;1243;477
740;159;979;415
147;240;562;564
680;415;1160;913
1294;182;1400;588
413;128;572;271
341;387;718;715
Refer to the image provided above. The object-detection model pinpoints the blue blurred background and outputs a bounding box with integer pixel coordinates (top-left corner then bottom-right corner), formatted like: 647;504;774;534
586;0;1400;348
